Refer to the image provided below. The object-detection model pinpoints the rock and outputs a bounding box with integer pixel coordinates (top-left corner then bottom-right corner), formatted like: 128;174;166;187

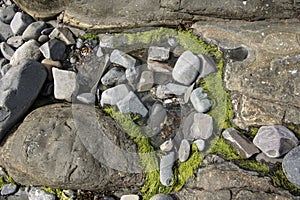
7;36;23;48
0;5;15;24
117;91;148;117
0;59;47;141
120;194;139;200
190;87;211;113
76;38;83;49
194;139;205;152
41;59;62;80
52;68;78;102
176;189;231;200
41;27;54;35
148;46;170;61
99;34;126;48
0;20;13;41
150;194;174;200
49;27;75;45
39;39;66;61
0;63;10;77
125;65;144;88
0;104;144;191
22;21;47;40
282;146;300;189
160;139;174;152
28;188;56;200
222;128;260;158
96;46;104;57
147;61;172;73
189;113;213;140
38;34;50;43
101;67;125;86
0;42;14;60
183;83;194;103
10;39;41;66
156;83;188;99
76;93;96;104
148;103;167;135
256;153;283;164
153;72;172;85
10;12;33;35
1;183;17;195
253;125;299;158
198;54;217;78
110;49;136;69
178;139;190;162
172;51;201;85
137;70;154;92
160;152;175;186
100;84;131;106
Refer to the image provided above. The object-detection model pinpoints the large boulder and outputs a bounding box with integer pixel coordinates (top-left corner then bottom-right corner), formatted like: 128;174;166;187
0;103;144;191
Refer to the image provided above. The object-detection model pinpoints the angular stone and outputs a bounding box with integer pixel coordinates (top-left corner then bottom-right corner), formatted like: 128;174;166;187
10;12;33;35
101;67;125;86
153;72;172;85
49;27;75;45
7;36;23;48
0;59;47;141
222;128;260;158
148;46;170;61
10;40;41;66
160;152;175;186
0;42;14;60
96;46;104;57
148;103;167;135
76;93;96;104
256;153;283;164
0;183;17;195
194;139;205;152
189;113;213;141
147;61;172;73
0;5;15;24
282;146;300;189
178;139;190;162
100;84;131;106
110;49;136;69
253;125;299;158
52;68;78;102
99;34;126;48
120;194;139;200
156;83;188;99
22;21;47;40
39;39;66;61
41;59;62;80
172;51;201;85
137;70;154;92
28;188;56;200
160;139;174;152
190;87;211;113
198;54;217;78
150;194;174;200
125;65;144;88
117;91;148;117
0;20;13;41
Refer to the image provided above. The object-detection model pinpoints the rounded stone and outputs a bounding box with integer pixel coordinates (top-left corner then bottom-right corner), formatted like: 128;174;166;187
160;139;174;152
282;146;300;189
190;87;211;113
160;152;176;186
194;139;206;152
150;194;174;200
178;139;191;162
10;12;33;35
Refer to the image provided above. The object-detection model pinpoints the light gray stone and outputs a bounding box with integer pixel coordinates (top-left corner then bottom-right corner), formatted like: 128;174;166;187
49;27;75;45
0;63;11;76
7;36;23;48
160;139;174;152
172;50;201;85
10;12;33;35
222;128;260;158
110;49;136;69
282;146;300;189
160;152;175;186
0;5;15;24
39;39;66;61
120;194;139;200
22;21;47;40
28;188;56;200
150;194;174;200
178;139;191;162
0;20;13;41
52;68;78;102
137;70;154;92
99;34;126;48
76;93;96;104
76;38;83;49
100;84;131;106
148;103;167;135
190;87;211;113
10;39;41;66
0;42;14;60
0;183;17;195
148;46;170;61
125;65;144;88
194;139;205;152
253;125;299;158
96;46;104;57
198;54;217;78
117;91;148;117
101;67;125;86
189;113;213;140
147;61;172;73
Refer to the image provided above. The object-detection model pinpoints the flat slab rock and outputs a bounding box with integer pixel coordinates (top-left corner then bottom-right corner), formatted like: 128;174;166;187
192;21;300;129
0;103;144;191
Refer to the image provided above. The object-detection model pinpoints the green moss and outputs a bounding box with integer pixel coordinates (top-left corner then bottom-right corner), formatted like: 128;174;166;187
42;187;71;200
80;33;99;44
287;124;300;140
0;168;17;190
249;127;259;137
236;160;269;175
208;136;242;160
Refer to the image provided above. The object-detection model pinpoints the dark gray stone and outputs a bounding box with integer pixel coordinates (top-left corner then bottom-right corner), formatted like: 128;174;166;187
150;194;174;200
190;87;211;113
137;70;154;92
22;21;47;41
148;103;167;135
160;152;175;186
100;84;131;106
148;46;170;61
253;125;299;158
178;139;190;162
101;67;125;86
198;54;217;78
10;12;33;35
1;183;17;195
0;59;47;141
0;5;15;24
6;36;23;48
49;27;75;45
110;49;136;69
0;20;13;41
38;34;49;43
117;91;148;117
282;146;300;189
39;39;66;61
189;113;213;141
0;42;14;60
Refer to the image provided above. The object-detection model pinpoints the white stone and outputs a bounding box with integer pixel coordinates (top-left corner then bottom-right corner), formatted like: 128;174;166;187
100;84;130;106
190;113;213;140
120;194;139;200
190;87;211;113
117;91;148;117
110;49;136;69
148;46;170;61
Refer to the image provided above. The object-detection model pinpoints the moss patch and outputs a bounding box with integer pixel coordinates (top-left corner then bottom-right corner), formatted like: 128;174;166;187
80;33;99;44
0;167;16;190
42;187;71;200
208;136;242;160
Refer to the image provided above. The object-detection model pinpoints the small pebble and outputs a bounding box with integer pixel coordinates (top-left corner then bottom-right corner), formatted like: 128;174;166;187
160;139;174;152
194;139;206;152
1;183;18;195
38;34;49;43
150;194;174;200
178;139;191;162
120;194;139;200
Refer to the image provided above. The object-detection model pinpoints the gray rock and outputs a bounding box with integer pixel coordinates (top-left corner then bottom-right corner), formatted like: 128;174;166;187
38;34;50;43
1;183;17;195
198;54;217;78
99;34;126;48
190;87;211;113
0;42;14;60
0;20;13;41
148;103;167;135
160;152;175;186
10;12;33;35
10;39;41;66
41;59;62;80
222;127;260;158
110;49;136;69
147;61;172;73
0;5;15;24
168;37;178;48
156;83;188;99
100;84;131;106
76;93;96;104
52;68;78;102
22;21;47;41
253;125;299;158
96;46;104;57
256;153;283;164
150;194;174;200
282;146;300;189
0;63;11;76
183;83;194;103
101;67;125;86
137;70;154;92
125;65;144;88
41;27;54;35
28;188;56;200
160;139;174;152
76;38;84;49
120;194;139;200
172;51;201;85
39;39;66;61
0;59;47;141
189;113;213;140
7;36;23;48
148;46;170;61
49;27;75;45
117;91;148;117
178;139;191;162
194;139;205;152
153;72;172;85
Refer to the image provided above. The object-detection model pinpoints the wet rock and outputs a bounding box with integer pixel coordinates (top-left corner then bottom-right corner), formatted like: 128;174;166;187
150;194;174;200
120;194;139;200
160;139;174;152
76;93;96;104
137;70;154;92
1;183;17;195
198;54;217;78
101;67;125;86
7;36;23;48
39;39;66;61
189;113;213;140
117;91;148;117
172;51;201;85
10;39;41;66
0;5;15;24
178;139;190;162
253;125;298;158
160;152;175;186
49;27;75;45
194;139;205;152
10;12;33;35
0;21;13;41
28;188;56;200
190;87;211;113
148;46;170;61
22;21;47;40
222;128;260;158
148;103;167;135
110;49;136;69
100;84;131;106
0;59;47;141
52;68;78;102
0;42;14;60
283;146;300;189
